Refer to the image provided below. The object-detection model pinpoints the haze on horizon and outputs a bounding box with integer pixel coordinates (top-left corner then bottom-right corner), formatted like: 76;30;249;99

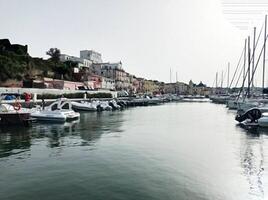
1;0;268;86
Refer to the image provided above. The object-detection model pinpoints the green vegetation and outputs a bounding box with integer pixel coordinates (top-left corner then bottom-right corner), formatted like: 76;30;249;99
0;39;78;83
0;40;55;82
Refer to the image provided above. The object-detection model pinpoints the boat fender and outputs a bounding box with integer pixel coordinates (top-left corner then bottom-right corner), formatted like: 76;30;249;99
13;102;22;111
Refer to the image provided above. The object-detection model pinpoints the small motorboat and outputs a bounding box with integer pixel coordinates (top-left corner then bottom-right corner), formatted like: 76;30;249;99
234;107;268;128
0;103;32;126
235;107;262;123
109;100;121;110
99;101;112;111
31;98;80;122
71;101;97;111
117;100;127;108
146;96;162;105
257;113;268;127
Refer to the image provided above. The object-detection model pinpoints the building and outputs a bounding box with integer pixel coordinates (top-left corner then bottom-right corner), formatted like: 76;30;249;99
164;82;189;94
80;50;102;63
59;54;92;69
101;77;115;90
188;80;211;95
143;80;159;94
97;62;130;90
43;78;84;90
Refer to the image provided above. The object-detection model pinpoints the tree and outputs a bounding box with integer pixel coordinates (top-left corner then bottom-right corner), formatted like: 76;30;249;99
46;48;63;79
46;48;61;63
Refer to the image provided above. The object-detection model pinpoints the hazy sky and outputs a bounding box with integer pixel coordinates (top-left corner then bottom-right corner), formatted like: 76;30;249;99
1;0;268;86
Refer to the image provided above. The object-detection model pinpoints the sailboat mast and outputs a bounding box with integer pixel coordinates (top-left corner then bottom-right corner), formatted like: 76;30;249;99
221;70;224;89
170;68;172;83
248;36;251;98
227;62;230;89
263;15;267;98
243;38;247;98
216;72;218;94
252;27;256;89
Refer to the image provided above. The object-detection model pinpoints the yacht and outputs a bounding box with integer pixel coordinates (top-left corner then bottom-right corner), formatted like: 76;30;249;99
31;98;80;122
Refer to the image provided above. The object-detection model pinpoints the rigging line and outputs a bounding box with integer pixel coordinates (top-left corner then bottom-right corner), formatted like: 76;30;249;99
244;33;268;97
237;26;268;101
229;47;245;88
237;23;264;100
212;76;216;88
234;58;245;89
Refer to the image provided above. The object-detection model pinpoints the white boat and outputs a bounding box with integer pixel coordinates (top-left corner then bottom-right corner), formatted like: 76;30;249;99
146;96;162;105
71;101;97;111
91;100;112;111
109;100;121;110
210;95;230;104
227;99;242;110
0;103;32;126
31;98;80;122
237;98;268;113
258;113;268;127
100;101;112;111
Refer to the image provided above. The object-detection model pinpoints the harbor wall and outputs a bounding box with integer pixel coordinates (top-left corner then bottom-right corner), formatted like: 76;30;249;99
0;87;117;98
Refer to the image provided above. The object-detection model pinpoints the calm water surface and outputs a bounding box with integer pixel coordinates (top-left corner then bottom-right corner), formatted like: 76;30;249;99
1;102;268;200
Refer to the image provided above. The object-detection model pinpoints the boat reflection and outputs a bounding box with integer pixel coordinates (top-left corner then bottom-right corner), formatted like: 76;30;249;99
0;111;125;158
239;127;265;199
0;127;31;158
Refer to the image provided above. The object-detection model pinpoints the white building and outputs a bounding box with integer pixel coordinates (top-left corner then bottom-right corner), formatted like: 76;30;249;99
101;77;115;90
80;50;102;63
59;54;92;68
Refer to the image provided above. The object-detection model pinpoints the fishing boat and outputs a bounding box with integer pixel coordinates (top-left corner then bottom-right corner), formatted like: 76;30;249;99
31;98;80;122
71;101;97;111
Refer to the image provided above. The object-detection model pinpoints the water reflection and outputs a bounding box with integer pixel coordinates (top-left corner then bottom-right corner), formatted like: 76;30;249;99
238;127;265;199
0;127;31;158
0;111;125;158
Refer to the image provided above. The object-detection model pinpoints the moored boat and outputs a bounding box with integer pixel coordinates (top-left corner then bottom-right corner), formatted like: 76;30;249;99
0;103;32;126
71;101;97;111
31;98;80;122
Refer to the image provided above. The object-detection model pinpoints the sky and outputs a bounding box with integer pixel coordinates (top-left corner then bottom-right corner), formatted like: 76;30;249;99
1;0;268;86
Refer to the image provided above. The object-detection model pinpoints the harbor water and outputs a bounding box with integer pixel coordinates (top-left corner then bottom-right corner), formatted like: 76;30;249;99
1;102;268;200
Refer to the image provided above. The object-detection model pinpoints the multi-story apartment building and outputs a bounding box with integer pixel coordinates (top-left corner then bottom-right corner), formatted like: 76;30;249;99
97;62;131;90
80;50;102;63
59;54;92;69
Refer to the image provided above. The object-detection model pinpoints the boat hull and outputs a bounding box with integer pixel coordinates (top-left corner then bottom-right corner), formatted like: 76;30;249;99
0;113;31;126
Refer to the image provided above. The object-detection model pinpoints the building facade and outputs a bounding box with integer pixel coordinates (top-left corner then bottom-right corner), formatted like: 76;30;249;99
59;54;92;68
80;50;102;63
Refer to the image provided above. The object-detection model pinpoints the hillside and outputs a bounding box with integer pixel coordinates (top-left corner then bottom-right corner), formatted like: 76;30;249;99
0;39;56;86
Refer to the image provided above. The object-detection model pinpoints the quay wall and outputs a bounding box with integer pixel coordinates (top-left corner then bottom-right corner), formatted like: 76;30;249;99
0;87;117;98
